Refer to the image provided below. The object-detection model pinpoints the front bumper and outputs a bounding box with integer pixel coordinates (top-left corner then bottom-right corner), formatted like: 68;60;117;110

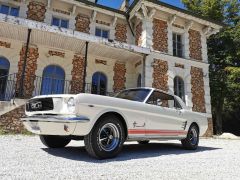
21;115;90;136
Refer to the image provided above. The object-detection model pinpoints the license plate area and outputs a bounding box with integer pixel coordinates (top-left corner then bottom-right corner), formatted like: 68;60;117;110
30;122;40;131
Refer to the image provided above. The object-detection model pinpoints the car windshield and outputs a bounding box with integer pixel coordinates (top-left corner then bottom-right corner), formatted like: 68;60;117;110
115;89;151;102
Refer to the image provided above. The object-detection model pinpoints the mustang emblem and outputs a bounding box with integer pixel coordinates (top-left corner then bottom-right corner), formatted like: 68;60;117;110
30;101;42;110
133;121;145;128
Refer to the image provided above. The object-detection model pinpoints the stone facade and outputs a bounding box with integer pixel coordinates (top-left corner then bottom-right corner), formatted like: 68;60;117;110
27;1;46;22
191;66;206;113
152;59;168;91
203;118;214;137
0;40;11;48
16;46;39;97
135;22;142;46
48;50;65;58
115;23;127;43
75;14;90;33
113;62;126;92
70;55;85;94
0;106;26;134
152;19;168;53
189;29;202;61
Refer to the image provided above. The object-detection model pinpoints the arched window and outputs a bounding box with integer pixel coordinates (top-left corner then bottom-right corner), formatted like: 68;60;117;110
0;57;10;100
41;65;65;95
137;74;141;87
174;76;185;102
91;72;107;95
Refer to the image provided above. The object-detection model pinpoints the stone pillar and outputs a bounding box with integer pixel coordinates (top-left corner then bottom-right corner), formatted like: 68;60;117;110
115;23;127;43
16;46;39;98
152;19;168;53
70;55;85;94
152;59;168;91
27;1;47;22
113;62;126;92
189;29;202;61
167;23;173;55
75;14;90;33
141;18;153;48
201;33;208;63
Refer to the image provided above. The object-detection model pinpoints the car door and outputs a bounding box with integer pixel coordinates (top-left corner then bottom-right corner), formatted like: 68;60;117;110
144;91;187;137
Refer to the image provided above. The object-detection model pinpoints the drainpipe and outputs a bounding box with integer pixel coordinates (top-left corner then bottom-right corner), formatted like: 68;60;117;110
19;28;32;97
83;41;89;93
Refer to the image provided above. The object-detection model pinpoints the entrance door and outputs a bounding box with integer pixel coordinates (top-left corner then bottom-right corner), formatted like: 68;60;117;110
91;72;107;95
41;65;65;95
0;57;10;100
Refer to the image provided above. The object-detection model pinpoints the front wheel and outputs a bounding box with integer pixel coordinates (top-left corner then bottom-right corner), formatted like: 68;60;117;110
181;124;199;150
40;135;71;148
84;115;125;159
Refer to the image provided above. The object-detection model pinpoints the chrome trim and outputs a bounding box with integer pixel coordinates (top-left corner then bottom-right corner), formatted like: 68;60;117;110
21;115;90;123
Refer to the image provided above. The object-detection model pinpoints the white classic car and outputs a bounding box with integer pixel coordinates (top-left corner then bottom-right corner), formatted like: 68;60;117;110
22;88;208;159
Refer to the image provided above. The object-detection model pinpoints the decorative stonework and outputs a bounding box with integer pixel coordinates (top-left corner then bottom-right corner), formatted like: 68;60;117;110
189;29;202;61
52;8;70;16
96;20;110;26
152;19;168;53
152;59;168;91
135;22;142;46
0;41;11;48
203;118;213;137
27;1;46;22
71;55;85;94
16;46;39;97
175;63;184;69
48;50;65;58
113;62;126;92
95;59;107;65
173;24;184;29
0;105;26;134
191;66;206;113
135;61;142;68
75;14;90;33
115;23;127;43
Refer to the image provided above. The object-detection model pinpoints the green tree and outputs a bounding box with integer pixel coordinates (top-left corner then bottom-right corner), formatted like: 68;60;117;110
181;0;240;134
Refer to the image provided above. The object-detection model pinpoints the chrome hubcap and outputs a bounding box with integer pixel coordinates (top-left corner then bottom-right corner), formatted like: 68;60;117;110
99;123;120;152
189;128;198;145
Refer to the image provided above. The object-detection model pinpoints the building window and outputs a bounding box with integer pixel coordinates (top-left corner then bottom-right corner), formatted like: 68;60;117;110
174;76;185;102
95;28;109;39
0;5;19;17
41;65;65;95
91;72;107;95
0;57;10;100
52;17;69;28
173;33;183;58
137;74;141;87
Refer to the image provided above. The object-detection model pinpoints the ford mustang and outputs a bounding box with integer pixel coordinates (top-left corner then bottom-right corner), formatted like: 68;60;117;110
21;88;208;159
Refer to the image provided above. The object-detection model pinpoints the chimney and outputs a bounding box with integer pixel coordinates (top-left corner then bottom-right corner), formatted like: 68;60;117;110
120;0;130;11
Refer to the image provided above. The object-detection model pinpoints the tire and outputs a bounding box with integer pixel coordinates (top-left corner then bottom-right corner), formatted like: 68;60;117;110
84;115;125;159
181;124;199;150
137;140;150;145
40;135;71;148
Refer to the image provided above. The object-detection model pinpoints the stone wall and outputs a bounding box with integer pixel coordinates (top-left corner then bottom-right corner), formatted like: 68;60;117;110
191;66;206;113
0;40;11;48
113;62;126;92
27;1;46;22
0;106;26;134
75;14;90;33
189;29;202;61
16;46;39;98
203;118;213;137
152;19;168;53
71;55;85;94
152;59;168;91
115;23;127;43
135;22;142;46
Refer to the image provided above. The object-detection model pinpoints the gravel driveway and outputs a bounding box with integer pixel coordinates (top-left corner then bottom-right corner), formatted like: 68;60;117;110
0;135;240;180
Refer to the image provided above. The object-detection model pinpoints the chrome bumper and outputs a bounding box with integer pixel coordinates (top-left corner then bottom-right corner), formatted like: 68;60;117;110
21;115;90;135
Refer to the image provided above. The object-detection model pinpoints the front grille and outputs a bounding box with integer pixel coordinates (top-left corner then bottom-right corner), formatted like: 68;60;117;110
26;98;54;112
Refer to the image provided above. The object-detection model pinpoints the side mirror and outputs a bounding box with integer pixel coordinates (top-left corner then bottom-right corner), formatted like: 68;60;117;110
157;99;162;106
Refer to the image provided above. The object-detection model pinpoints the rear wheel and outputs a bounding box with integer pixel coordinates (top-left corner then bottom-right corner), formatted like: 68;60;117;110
40;135;71;148
137;140;150;145
181;124;199;150
84;115;125;159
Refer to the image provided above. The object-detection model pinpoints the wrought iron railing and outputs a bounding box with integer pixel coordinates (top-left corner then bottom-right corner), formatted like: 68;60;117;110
0;73;115;101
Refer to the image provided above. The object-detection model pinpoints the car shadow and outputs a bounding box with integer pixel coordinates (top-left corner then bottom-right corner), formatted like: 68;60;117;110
42;142;221;163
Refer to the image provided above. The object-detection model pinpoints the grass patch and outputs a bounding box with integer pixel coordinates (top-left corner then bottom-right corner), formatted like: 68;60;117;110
0;127;33;136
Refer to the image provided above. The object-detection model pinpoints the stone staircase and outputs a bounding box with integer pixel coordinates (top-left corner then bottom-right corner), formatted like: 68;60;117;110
0;99;27;116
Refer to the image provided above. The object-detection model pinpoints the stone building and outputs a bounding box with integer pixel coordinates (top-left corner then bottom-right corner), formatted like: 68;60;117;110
0;0;222;135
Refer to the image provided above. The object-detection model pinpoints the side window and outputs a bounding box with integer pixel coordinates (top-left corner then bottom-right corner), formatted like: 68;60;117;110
147;91;181;109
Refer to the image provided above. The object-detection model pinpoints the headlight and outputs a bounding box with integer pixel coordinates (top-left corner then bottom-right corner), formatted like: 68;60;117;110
67;97;75;113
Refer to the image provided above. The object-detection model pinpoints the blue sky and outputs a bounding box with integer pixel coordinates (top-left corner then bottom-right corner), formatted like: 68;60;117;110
97;0;185;9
